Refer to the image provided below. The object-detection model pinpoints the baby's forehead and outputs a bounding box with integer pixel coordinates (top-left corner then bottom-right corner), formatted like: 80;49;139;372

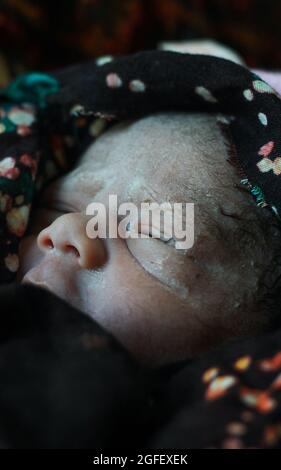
76;112;232;203
84;112;224;159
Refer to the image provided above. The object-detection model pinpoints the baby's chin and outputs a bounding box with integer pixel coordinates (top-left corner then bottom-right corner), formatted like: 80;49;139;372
21;267;226;367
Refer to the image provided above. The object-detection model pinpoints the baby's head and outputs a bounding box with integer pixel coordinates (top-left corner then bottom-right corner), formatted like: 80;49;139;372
18;112;281;365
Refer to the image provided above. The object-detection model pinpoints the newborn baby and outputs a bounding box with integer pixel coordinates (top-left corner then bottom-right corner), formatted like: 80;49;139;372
17;111;281;365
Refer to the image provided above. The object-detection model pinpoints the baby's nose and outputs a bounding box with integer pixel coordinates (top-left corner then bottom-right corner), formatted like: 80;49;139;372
37;212;107;269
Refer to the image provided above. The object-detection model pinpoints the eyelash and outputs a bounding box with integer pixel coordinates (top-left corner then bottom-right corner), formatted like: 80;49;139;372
125;222;175;245
36;197;74;214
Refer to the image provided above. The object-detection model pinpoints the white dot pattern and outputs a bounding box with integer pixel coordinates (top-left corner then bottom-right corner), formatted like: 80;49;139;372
258;112;268;126
195;86;218;103
106;73;122;88
129;79;146;93
243;89;254;101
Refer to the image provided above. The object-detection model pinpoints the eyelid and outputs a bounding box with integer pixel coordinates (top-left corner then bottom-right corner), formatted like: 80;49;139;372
37;190;76;213
40;203;70;214
126;220;175;245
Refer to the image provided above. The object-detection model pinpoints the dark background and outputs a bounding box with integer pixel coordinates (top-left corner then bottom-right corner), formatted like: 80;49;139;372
0;0;281;86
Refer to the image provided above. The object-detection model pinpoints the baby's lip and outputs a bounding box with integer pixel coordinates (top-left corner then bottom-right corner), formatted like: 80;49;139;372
22;267;63;299
22;263;95;320
22;255;80;305
22;270;52;292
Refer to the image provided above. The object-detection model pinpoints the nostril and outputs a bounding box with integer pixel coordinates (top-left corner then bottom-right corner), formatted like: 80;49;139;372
65;245;80;257
43;237;54;250
37;230;55;252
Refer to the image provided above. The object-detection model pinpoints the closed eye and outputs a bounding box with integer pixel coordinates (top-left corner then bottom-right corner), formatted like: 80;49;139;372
35;189;76;214
35;201;73;214
125;221;175;246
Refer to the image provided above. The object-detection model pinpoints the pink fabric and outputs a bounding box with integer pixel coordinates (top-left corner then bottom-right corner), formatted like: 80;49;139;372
253;69;281;95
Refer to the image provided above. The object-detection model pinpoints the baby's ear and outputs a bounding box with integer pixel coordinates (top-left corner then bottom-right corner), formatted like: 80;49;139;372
158;39;244;65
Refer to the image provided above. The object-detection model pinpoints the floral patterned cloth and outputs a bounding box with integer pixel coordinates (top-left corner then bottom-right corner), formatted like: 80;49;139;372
1;51;281;448
150;329;281;448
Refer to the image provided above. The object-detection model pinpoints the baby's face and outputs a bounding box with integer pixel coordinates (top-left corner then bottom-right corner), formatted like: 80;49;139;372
18;113;265;365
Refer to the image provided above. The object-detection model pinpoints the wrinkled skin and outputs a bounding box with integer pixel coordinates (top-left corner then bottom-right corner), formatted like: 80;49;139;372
18;113;269;365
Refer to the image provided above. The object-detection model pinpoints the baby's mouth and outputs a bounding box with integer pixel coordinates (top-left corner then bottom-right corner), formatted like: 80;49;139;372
21;254;81;309
22;269;52;291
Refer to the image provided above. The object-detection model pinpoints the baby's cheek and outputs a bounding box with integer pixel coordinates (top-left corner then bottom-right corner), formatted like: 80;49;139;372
78;254;201;365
